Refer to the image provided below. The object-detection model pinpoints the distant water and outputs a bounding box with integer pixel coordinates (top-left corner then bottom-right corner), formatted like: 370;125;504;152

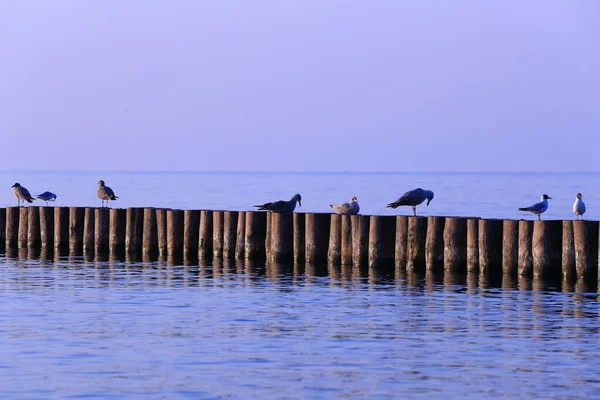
1;171;598;219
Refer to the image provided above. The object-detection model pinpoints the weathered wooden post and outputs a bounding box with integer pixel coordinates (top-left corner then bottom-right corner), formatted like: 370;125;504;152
425;216;445;271
573;220;598;281
306;213;331;264
82;207;96;253
235;211;246;260
532;220;562;279
213;211;224;259
39;206;54;249
395;216;408;269
54;207;69;251
562;220;575;282
368;215;395;268
156;208;168;258
167;209;184;258
467;218;479;272
183;209;200;259
109;208;126;256
443;217;467;271
223;211;238;259
126;207;144;257
0;207;5;251
5;207;19;249
95;208;110;255
142;208;157;256
328;214;342;265
245;211;266;260
518;220;534;277
265;212;272;258
27;206;41;249
406;217;427;271
18;207;28;248
478;219;503;275
199;210;213;260
270;212;294;262
341;215;353;265
293;213;305;262
502;220;519;275
350;214;368;267
69;207;85;254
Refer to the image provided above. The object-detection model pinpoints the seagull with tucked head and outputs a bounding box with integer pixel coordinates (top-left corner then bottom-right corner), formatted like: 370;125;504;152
518;194;551;220
36;191;57;206
386;188;434;216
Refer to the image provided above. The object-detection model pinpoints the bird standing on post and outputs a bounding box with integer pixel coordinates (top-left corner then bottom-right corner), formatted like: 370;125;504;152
330;196;360;215
254;194;301;213
12;183;35;207
386;188;434;216
573;193;586;220
36;191;57;206
97;180;119;207
518;194;551;220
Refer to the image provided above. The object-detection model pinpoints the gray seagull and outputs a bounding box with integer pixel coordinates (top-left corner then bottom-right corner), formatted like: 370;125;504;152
12;183;35;207
386;188;434;216
97;180;119;207
518;194;551;220
330;196;360;215
254;193;301;213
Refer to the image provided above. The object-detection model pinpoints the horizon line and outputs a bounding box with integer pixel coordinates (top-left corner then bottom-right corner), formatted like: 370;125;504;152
1;169;599;174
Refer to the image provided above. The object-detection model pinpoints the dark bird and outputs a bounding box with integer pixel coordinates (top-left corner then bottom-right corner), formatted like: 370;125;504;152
97;180;119;207
254;194;301;213
12;183;35;207
36;191;57;206
387;188;434;216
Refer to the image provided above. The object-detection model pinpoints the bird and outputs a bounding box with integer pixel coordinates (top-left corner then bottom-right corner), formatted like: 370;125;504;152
573;193;586;220
12;183;35;207
330;196;360;215
518;194;551;220
97;180;119;207
254;194;301;213
36;191;57;206
386;188;434;216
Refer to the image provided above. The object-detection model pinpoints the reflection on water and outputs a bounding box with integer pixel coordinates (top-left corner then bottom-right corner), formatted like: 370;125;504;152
1;252;600;399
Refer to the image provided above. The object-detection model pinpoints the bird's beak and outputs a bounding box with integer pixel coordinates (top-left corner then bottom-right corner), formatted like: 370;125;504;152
548;196;552;199
427;199;431;206
299;200;302;207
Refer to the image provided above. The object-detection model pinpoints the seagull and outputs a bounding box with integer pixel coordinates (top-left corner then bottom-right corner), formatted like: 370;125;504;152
36;191;57;206
573;193;586;220
97;180;119;207
386;188;434;216
12;183;35;207
254;193;301;213
330;196;360;215
518;194;551;220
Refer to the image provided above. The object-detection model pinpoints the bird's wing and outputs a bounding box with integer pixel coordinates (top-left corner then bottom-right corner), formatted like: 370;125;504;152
522;201;545;212
105;186;116;199
331;202;351;214
255;200;287;211
389;189;425;207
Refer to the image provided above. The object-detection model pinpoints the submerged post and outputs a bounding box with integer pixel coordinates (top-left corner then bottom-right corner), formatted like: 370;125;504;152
573;220;599;281
293;213;305;262
562;220;575;282
142;208;157;256
443;217;467;271
395;216;408;270
502;220;518;275
351;214;369;267
532;220;562;279
235;211;246;260
213;211;224;259
518;220;534;277
5;207;19;249
467;218;479;272
306;213;331;264
95;208;110;255
167;209;184;258
368;215;395;268
18;207;28;248
406;217;427;271
223;211;238;259
270;212;294;262
156;208;168;258
54;207;69;251
425;216;445;271
328;214;342;265
27;206;41;249
109;208;126;256
478;219;503;275
69;207;85;254
199;210;213;260
341;215;352;265
183;209;200;259
39;206;54;249
83;207;96;253
245;211;266;260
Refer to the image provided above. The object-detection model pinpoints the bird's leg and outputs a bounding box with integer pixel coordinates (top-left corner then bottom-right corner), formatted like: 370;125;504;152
538;215;541;221
412;206;416;217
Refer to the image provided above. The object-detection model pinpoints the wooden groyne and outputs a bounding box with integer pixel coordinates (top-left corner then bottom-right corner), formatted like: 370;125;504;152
1;206;599;284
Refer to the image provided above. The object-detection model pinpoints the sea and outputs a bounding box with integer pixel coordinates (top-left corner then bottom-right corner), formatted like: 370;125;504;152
1;171;599;399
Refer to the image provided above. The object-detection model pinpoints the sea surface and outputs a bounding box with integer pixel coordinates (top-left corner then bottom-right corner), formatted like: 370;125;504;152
1;171;600;399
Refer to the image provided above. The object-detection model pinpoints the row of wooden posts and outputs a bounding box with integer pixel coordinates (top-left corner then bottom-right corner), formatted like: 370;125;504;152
0;206;598;282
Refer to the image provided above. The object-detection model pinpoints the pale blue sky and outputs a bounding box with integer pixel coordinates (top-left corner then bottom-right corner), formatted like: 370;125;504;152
1;1;598;172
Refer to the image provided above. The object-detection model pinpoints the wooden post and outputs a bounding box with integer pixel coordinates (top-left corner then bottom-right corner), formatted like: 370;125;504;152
142;208;157;256
532;220;562;279
478;219;503;275
467;218;479;272
306;213;331;264
126;207;144;257
109;208;126;256
562;220;575;282
395;216;408;269
18;207;28;248
95;208;110;255
54;207;69;251
425;216;445;271
235;211;246;260
199;210;213;260
39;206;54;248
265;212;272;258
156;208;168;258
328;214;342;265
69;207;85;254
406;217;427;271
5;207;19;249
83;207;96;253
368;215;395;268
341;215;353;265
245;211;266;260
351;214;369;267
518;220;534;277
223;211;238;259
502;220;519;275
293;213;305;262
213;211;224;259
183;209;200;259
167;209;184;258
0;207;5;251
27;206;41;249
573;220;599;281
443;217;467;271
270;212;294;262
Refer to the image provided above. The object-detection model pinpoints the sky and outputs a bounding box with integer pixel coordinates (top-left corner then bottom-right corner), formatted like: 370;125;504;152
1;1;599;172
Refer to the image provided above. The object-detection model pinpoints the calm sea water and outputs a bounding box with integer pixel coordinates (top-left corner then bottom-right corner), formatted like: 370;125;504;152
1;171;600;398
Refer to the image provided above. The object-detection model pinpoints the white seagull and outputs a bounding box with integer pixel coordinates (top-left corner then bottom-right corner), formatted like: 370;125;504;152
518;194;551;220
386;188;434;216
573;193;586;220
330;196;360;215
